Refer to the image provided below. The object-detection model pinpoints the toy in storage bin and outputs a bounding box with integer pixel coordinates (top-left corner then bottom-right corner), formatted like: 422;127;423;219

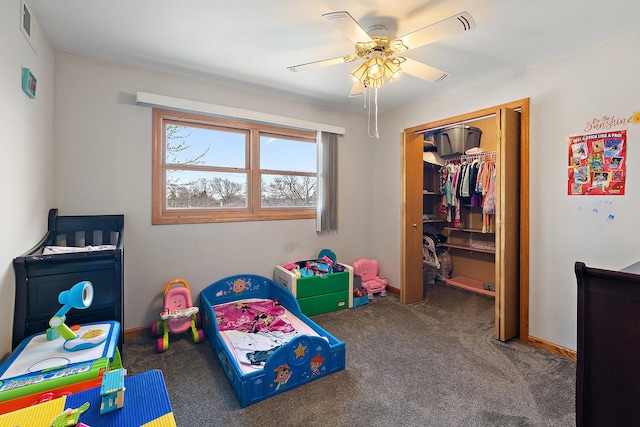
274;250;353;316
352;293;369;307
352;274;368;307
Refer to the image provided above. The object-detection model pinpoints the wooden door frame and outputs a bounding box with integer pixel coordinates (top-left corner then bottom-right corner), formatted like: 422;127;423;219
400;98;530;343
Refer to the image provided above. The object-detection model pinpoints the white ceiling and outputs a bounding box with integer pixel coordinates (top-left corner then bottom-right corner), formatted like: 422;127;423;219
26;0;640;113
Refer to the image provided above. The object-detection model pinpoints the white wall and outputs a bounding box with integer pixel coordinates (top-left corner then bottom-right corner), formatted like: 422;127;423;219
0;0;55;358
375;30;640;350
51;52;372;330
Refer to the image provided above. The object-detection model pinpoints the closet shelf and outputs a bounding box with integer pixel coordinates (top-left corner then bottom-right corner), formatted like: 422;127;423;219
445;226;495;234
423;190;441;195
423;219;447;223
441;242;496;254
445;275;495;297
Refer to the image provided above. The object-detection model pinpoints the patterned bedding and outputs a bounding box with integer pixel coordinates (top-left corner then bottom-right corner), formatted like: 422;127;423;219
214;299;295;333
214;298;321;372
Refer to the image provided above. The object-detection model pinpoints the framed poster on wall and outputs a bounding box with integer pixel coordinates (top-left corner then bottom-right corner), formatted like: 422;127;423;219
21;68;36;98
568;130;626;195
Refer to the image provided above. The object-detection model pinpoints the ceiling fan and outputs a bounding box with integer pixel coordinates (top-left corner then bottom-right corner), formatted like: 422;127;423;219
288;11;476;97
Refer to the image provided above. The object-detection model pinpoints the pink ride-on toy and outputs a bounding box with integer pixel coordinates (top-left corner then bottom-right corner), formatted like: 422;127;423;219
353;258;388;299
150;279;204;353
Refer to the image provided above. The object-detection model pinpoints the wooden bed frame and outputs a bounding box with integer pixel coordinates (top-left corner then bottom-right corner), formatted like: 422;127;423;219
574;261;640;426
199;274;346;407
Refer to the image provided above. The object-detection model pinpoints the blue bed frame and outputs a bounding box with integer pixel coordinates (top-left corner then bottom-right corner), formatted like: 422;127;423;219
200;274;346;407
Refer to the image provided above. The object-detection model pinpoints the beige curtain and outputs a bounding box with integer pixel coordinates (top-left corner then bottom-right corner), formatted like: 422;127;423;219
316;132;338;231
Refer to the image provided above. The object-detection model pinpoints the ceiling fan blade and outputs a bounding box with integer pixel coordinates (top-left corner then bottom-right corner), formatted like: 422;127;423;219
287;55;357;72
400;58;448;83
348;81;365;97
395;12;475;50
322;11;373;44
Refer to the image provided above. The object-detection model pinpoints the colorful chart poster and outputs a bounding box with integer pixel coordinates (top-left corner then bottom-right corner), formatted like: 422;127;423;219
568;130;626;195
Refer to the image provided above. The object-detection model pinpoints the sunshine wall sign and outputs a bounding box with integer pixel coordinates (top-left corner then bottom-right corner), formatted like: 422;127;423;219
583;111;640;132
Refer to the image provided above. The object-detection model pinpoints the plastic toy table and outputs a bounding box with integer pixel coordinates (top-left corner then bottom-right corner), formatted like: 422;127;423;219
0;321;120;403
0;369;176;427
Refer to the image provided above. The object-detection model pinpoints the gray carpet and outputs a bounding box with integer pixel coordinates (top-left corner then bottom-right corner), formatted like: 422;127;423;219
123;282;576;426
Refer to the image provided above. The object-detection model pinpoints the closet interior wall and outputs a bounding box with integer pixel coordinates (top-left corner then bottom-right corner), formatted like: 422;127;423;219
422;160;447;289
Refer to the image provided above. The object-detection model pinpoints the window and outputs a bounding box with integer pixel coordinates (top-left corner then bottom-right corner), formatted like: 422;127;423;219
152;109;317;224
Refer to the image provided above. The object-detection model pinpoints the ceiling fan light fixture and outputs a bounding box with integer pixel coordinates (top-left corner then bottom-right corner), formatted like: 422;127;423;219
350;62;368;83
365;56;385;80
384;60;402;82
351;55;403;88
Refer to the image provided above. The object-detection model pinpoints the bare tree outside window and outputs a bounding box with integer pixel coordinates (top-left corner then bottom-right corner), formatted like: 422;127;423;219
208;177;245;207
262;175;317;207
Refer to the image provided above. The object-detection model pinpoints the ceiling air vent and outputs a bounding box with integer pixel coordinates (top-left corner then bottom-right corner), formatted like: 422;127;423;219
20;0;39;55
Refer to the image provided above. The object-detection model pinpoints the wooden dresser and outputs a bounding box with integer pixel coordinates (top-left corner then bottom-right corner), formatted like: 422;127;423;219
574;261;640;426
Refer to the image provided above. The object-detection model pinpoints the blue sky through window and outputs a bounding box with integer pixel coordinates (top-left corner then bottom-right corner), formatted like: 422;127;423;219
167;126;316;174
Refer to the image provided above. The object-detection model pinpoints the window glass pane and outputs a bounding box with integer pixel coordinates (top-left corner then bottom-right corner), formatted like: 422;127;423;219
261;174;317;207
165;124;246;168
260;136;316;173
166;170;247;208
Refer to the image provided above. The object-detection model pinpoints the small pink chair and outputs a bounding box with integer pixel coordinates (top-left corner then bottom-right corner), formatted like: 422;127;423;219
353;258;388;299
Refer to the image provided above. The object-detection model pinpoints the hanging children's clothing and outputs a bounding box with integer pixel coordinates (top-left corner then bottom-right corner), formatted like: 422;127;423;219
439;153;496;232
482;160;496;233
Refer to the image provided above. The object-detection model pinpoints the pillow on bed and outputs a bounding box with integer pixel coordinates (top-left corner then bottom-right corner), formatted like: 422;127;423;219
42;245;116;255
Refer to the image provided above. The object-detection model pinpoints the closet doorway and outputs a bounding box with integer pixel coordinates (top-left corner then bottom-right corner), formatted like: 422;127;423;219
400;99;530;342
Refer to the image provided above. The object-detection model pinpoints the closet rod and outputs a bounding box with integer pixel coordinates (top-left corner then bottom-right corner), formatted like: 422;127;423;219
444;151;496;165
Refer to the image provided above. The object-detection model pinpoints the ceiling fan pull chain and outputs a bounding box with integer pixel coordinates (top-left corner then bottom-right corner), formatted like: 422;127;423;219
364;88;380;138
366;87;380;139
374;88;379;138
367;88;374;138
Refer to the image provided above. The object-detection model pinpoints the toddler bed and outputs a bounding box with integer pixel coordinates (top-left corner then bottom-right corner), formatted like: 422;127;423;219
200;274;346;407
